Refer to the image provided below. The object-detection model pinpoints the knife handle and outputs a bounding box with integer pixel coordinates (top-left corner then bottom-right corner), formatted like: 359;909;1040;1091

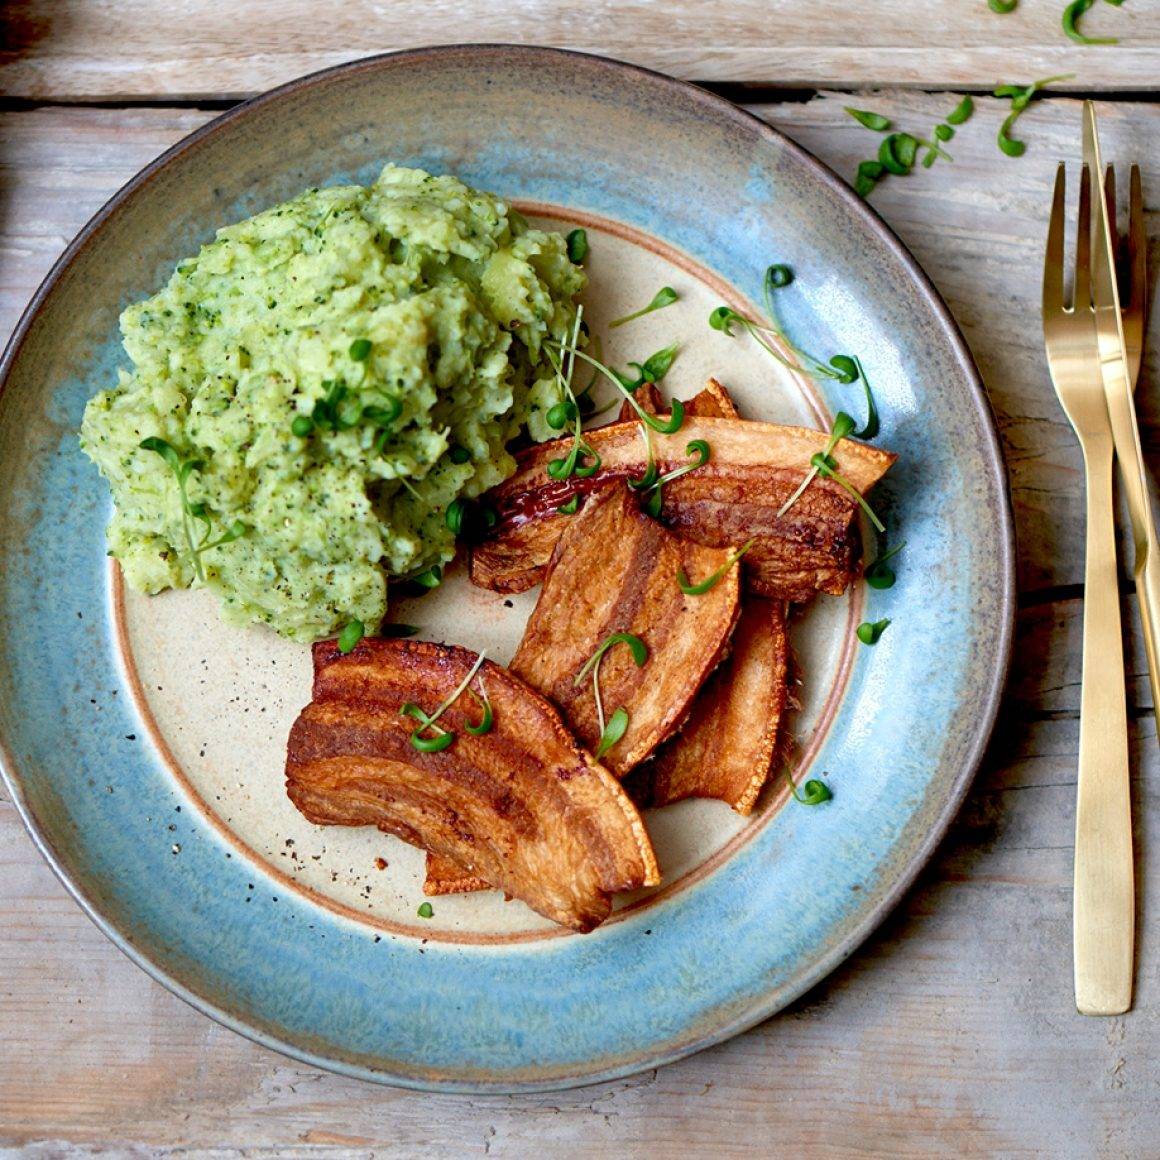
1074;437;1135;1016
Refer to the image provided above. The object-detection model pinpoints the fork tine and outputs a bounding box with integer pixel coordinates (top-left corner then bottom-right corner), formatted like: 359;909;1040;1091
1105;163;1117;243
1104;164;1122;295
1128;164;1146;320
1044;163;1067;313
1075;163;1092;311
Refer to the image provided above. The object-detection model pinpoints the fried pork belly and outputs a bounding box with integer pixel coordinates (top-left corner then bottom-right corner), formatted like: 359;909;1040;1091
509;483;741;778
686;377;741;419
628;598;789;815
616;380;665;422
470;415;895;601
423;850;491;896
285;637;659;932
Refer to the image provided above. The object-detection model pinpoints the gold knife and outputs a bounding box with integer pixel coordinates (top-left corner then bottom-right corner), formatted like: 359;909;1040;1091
1077;101;1138;1016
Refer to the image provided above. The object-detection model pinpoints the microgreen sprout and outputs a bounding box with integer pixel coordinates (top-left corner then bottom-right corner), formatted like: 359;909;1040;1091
845;107;892;132
785;767;834;806
400;650;488;753
574;632;648;760
639;439;711;517
853;98;968;195
811;452;887;533
550;342;685;434
465;679;493;736
989;0;1018;12
543;310;603;481
945;96;974;125
1063;0;1119;44
994;74;1074;156
856;618;891;645
410;565;443;590
349;338;373;362
678;539;756;595
628;424;660;492
556;495;581;515
776;411;857;520
139;436;247;582
444;498;496;542
566;228;588;264
417;902;434;919
596;708;630;760
610;286;679;328
865;539;906;589
337;619;365;654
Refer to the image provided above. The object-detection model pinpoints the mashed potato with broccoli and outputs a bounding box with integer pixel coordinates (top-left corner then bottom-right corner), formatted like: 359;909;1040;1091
80;165;585;640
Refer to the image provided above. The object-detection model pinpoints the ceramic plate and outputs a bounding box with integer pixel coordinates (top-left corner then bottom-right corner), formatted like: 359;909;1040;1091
0;46;1014;1092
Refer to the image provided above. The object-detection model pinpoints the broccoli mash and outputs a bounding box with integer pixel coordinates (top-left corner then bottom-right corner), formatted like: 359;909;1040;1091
80;165;585;640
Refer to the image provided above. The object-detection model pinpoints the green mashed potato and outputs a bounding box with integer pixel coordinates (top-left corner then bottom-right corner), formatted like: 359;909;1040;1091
80;165;585;640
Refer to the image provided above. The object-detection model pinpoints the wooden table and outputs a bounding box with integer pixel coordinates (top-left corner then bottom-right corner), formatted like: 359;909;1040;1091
3;5;1159;1155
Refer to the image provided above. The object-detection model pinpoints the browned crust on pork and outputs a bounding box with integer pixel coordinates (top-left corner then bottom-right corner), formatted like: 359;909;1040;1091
509;483;741;778
286;638;659;931
629;598;789;815
469;415;894;599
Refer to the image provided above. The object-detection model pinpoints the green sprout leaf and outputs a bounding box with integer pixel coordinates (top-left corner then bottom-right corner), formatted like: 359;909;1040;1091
595;707;630;760
337;619;365;654
411;565;443;590
866;540;906;589
400;651;488;753
556;495;581;515
677;539;756;595
994;74;1074;157
945;95;974;125
610;286;679;328
845;107;892;132
988;0;1018;12
1063;0;1118;43
465;688;494;736
417;902;434;918
785;766;834;806
856;618;892;645
349;338;372;362
566;228;588;264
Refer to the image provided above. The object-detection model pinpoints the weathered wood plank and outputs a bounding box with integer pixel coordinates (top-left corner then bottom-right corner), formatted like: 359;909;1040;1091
0;2;1158;99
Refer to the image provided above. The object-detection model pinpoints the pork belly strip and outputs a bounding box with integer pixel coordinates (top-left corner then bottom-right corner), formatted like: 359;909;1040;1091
470;415;895;600
510;482;741;778
615;377;739;425
627;598;790;815
424;850;492;897
285;638;659;932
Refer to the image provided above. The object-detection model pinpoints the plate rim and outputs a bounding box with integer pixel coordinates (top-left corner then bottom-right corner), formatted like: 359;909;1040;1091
0;42;1016;1093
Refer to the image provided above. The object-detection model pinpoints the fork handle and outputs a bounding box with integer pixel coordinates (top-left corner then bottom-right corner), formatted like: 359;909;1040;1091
1074;436;1135;1016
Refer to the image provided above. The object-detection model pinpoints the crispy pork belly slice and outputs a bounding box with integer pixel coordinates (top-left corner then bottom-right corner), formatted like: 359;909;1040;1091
628;599;789;815
424;850;491;896
615;381;664;422
510;483;741;778
613;376;737;425
687;377;740;419
285;638;659;932
470;416;895;601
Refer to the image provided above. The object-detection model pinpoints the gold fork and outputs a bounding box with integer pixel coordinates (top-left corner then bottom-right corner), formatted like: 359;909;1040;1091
1043;161;1134;1016
1103;162;1147;389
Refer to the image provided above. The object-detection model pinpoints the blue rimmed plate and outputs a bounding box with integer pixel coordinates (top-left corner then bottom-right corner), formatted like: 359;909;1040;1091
0;45;1013;1092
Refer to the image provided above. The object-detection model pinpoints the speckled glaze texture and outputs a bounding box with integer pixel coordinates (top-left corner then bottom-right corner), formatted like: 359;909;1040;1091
0;46;1014;1092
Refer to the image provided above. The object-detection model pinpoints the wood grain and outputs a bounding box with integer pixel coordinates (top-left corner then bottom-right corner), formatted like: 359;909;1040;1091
2;93;1160;1154
0;1;1158;99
